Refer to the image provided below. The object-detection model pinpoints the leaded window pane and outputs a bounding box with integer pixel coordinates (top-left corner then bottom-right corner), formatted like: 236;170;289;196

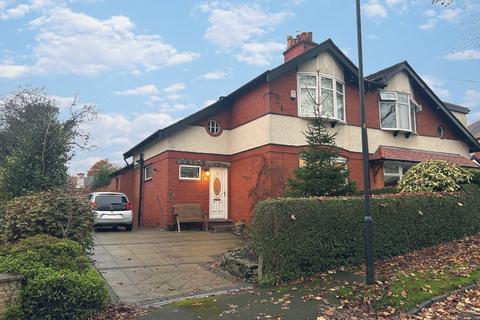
300;75;316;87
321;89;334;117
321;77;333;89
336;92;344;120
380;101;396;128
336;81;343;94
380;91;398;101
301;88;316;115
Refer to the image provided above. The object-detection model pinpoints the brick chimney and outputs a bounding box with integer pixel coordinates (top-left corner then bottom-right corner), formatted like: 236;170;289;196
283;32;316;62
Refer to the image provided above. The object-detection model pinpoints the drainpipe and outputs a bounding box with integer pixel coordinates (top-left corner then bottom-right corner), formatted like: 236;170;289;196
137;153;144;227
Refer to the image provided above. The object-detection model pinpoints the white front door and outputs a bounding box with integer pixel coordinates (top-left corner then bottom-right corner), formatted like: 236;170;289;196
209;167;228;219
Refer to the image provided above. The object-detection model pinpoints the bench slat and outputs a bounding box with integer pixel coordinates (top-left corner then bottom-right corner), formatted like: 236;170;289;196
173;204;207;232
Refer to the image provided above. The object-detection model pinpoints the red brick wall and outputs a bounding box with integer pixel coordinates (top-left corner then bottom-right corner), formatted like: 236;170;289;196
414;90;461;140
268;71;298;117
114;144;387;226
229;145;300;223
283;43;316;62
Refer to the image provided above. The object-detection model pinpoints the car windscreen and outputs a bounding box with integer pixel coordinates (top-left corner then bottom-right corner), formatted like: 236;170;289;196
95;195;128;211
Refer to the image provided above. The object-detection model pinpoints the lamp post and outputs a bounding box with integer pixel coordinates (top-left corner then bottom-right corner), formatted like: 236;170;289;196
355;0;375;285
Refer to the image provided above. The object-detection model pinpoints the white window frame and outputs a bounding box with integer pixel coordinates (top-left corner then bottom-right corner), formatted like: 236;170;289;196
379;90;416;132
207;119;221;135
179;165;201;181
297;72;346;122
383;162;414;186
144;165;152;181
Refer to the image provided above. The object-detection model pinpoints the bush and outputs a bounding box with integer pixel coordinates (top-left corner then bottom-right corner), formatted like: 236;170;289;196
397;160;472;193
0;235;108;320
2;189;95;250
469;168;480;185
252;185;480;283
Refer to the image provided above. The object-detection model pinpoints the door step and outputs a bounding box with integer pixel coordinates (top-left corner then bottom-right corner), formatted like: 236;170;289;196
209;224;235;233
208;219;234;233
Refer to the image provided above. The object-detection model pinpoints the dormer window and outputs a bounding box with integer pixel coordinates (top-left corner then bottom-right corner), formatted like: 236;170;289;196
379;91;416;133
297;73;345;122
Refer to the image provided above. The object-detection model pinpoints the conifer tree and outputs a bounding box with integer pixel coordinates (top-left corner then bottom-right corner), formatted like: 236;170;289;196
286;106;356;197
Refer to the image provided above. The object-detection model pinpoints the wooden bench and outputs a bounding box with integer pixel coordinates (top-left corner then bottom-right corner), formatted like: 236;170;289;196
173;204;208;232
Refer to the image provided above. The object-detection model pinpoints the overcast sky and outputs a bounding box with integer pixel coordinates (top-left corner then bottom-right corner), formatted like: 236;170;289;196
0;0;479;174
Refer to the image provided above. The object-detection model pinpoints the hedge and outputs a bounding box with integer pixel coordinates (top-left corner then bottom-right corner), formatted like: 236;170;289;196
2;189;95;250
252;185;480;283
0;235;108;320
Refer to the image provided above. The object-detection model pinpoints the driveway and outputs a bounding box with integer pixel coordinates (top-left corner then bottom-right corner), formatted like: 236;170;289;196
92;230;245;305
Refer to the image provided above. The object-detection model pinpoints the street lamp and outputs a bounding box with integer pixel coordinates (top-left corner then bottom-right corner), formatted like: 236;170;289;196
355;0;375;285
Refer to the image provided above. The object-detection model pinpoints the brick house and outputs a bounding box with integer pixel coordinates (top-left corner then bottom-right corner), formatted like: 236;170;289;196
111;32;480;228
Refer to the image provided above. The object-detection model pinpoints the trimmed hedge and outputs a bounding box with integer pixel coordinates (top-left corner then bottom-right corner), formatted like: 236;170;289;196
0;235;108;319
252;185;480;283
2;189;95;250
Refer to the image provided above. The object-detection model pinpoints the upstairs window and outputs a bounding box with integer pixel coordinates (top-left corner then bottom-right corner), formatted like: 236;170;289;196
379;91;416;132
298;73;345;121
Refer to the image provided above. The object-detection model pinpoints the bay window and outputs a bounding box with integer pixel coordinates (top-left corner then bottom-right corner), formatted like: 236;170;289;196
298;73;346;121
379;91;416;132
383;162;413;186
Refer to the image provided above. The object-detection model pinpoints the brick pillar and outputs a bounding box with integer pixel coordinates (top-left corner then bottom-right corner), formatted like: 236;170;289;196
0;273;21;317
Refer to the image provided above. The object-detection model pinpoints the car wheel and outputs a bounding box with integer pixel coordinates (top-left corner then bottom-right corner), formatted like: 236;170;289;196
112;226;118;231
125;224;133;232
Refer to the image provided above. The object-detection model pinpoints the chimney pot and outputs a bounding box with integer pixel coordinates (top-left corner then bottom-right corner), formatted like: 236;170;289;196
283;31;316;62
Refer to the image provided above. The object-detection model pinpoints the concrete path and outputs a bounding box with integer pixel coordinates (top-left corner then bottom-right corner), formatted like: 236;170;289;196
92;230;245;305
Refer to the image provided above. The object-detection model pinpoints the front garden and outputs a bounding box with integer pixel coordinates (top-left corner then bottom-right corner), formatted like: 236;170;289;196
0;190;109;320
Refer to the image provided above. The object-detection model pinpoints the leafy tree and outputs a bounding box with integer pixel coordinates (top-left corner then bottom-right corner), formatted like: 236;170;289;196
286;107;356;197
89;159;117;190
397;160;472;193
0;88;96;199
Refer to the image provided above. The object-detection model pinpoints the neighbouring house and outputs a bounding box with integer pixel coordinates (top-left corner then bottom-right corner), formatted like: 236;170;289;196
110;32;480;229
69;173;94;189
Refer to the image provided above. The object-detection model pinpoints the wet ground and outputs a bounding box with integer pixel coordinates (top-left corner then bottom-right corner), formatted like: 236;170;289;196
141;271;364;320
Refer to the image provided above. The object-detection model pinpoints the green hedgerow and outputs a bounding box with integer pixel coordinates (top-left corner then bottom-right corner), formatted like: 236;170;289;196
1;189;95;250
0;235;108;320
397;160;472;193
253;185;480;283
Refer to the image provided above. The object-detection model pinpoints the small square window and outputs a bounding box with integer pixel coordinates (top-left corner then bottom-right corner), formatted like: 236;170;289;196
144;165;153;180
379;91;398;101
179;165;201;180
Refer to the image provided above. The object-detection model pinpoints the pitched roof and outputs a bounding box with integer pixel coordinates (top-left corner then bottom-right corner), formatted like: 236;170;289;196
468;120;480;139
123;44;480;159
123;39;359;158
443;101;470;114
371;146;478;168
366;61;480;152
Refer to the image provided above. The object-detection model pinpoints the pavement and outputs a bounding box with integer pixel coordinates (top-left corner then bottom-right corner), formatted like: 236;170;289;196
92;229;246;305
140;271;363;320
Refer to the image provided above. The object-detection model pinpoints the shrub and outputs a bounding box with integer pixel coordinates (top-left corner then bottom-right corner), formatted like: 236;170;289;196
397;160;472;193
2;189;95;250
0;235;108;320
469;168;480;185
252;185;480;283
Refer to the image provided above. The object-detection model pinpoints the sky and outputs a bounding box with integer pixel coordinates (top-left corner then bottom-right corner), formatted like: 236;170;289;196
0;0;479;175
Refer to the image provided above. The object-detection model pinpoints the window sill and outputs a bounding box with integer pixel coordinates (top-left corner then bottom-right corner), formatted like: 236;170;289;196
299;115;346;124
381;128;415;134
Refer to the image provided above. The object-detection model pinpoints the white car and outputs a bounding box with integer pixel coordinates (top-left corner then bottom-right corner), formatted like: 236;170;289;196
89;192;133;231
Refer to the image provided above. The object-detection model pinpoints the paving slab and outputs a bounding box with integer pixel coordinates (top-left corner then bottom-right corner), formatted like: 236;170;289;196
92;229;245;305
